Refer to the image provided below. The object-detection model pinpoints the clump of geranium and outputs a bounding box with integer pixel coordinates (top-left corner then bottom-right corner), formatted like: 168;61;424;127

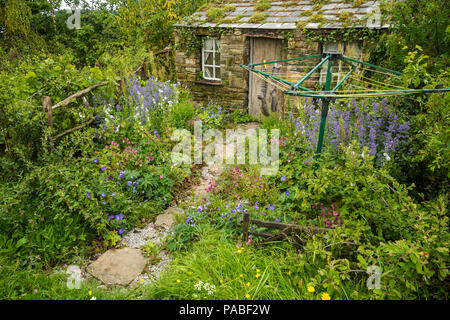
219;167;272;203
312;203;344;228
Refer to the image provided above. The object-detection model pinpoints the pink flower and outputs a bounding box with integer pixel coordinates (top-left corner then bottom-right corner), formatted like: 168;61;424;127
160;175;164;179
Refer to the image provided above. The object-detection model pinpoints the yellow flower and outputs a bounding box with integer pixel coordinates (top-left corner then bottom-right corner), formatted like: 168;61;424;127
140;279;145;283
237;249;242;254
220;280;224;284
321;293;331;300
245;293;250;299
256;269;260;273
307;286;315;293
88;291;92;296
188;271;193;275
255;273;261;279
240;274;244;278
176;279;181;283
246;282;251;287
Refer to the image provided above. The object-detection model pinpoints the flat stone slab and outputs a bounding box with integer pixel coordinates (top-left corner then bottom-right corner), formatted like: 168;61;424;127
155;207;182;229
87;248;147;286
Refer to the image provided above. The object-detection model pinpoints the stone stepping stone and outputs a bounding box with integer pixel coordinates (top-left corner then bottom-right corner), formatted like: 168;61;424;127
87;248;147;286
154;207;182;229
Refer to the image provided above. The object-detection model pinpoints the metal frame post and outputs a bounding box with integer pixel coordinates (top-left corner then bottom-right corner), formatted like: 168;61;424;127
315;54;334;156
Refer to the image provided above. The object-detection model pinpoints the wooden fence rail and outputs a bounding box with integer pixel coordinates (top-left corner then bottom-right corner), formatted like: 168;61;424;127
42;50;172;140
242;212;330;243
42;81;107;140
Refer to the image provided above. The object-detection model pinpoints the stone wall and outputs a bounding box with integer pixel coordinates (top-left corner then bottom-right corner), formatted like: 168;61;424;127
174;28;250;111
174;26;369;113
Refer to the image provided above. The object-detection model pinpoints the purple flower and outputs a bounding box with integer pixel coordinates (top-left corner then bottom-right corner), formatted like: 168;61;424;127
118;228;124;235
127;181;132;186
285;190;289;196
197;206;202;212
275;219;281;222
101;192;106;197
107;215;114;221
101;166;107;172
281;176;286;182
116;214;124;221
86;192;91;199
93;159;98;163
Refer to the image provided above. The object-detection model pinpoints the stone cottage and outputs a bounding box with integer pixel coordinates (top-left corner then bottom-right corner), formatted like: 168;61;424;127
174;0;388;118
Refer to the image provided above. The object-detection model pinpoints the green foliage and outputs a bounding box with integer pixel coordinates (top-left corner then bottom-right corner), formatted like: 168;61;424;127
376;0;449;72
141;241;162;263
166;223;200;252
168;98;196;129
231;109;258;124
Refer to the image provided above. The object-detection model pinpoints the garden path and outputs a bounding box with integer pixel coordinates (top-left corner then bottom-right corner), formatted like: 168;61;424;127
84;122;261;287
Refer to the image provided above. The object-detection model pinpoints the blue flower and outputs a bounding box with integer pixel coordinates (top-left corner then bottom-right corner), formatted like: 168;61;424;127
86;192;91;199
93;159;98;163
101;192;106;197
281;176;286;181
101;166;107;172
269;205;275;211
111;192;115;196
275;219;281;222
127;181;132;186
118;228;124;235
116;214;124;221
197;206;202;212
285;190;289;196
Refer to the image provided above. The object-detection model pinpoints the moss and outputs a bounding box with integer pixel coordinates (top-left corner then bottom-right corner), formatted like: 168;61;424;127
255;0;272;12
296;20;308;31
338;11;354;26
307;14;327;24
223;4;236;13
206;7;226;23
300;10;313;17
248;12;268;24
280;1;298;7
352;0;366;7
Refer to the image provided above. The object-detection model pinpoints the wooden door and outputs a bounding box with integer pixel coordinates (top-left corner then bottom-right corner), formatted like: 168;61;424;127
249;38;285;119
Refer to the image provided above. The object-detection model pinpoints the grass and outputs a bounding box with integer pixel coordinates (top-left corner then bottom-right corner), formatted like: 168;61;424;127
0;257;133;300
144;225;330;300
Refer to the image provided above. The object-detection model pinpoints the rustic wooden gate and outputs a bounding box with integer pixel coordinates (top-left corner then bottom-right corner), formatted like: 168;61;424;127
248;37;285;119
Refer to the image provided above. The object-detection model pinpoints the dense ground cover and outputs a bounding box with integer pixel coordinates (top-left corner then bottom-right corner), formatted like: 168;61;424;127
0;0;448;301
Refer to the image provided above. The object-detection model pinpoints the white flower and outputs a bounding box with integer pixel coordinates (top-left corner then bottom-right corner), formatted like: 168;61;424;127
383;152;391;161
90;296;96;300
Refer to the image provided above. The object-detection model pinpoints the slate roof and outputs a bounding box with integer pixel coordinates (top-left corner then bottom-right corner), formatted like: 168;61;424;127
175;0;387;30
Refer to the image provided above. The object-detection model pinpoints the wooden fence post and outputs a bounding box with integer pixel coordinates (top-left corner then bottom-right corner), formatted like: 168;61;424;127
42;96;53;128
242;212;250;242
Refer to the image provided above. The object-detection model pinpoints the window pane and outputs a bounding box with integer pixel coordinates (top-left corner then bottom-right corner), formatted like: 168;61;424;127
215;40;220;51
204;66;213;78
324;42;338;53
204;39;214;51
205;51;213;65
215;67;221;79
215;53;221;66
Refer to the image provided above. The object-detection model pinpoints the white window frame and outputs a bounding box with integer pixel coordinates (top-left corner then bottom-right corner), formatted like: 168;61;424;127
202;38;221;81
320;42;363;85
